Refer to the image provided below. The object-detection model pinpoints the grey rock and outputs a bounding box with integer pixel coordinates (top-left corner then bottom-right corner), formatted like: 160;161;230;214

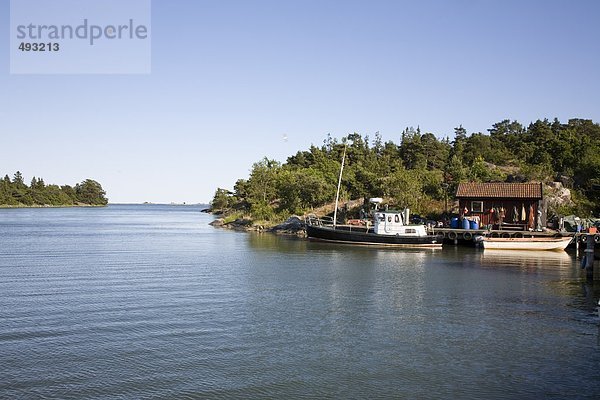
270;216;305;235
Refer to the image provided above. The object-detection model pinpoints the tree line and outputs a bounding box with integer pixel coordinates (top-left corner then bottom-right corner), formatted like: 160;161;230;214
211;118;600;221
0;171;108;206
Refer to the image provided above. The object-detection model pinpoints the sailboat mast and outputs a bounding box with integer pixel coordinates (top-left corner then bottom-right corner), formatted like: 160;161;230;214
333;142;347;228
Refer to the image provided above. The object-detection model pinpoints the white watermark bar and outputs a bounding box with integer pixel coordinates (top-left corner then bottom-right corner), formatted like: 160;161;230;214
10;0;151;74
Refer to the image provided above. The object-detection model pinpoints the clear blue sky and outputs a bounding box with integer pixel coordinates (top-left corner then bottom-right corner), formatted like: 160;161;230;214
2;0;599;203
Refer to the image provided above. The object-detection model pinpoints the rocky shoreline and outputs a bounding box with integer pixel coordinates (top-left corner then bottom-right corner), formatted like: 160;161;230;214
210;216;306;236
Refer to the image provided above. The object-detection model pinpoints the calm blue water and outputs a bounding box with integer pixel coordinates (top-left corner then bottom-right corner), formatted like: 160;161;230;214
0;204;599;399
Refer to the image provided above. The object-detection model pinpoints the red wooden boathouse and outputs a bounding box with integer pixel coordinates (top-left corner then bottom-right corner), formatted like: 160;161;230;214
455;182;543;230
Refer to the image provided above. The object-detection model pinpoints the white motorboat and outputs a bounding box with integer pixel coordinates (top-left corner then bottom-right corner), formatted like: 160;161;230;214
482;236;572;251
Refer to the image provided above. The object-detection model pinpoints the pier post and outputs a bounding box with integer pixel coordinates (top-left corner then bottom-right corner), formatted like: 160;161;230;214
585;234;595;280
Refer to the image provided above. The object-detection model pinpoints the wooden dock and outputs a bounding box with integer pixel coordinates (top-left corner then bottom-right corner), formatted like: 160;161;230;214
574;233;600;280
428;228;570;243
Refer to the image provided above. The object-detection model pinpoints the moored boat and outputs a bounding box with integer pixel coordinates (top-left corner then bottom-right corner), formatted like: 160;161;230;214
306;208;442;248
481;236;572;251
307;141;441;248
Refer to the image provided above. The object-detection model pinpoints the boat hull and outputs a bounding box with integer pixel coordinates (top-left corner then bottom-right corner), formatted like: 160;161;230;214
482;237;572;251
306;224;441;248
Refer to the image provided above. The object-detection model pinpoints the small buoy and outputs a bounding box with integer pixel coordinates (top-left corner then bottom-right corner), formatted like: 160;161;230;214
581;235;588;243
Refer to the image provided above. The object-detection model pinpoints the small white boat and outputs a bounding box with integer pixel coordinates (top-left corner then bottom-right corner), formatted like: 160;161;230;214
482;236;572;251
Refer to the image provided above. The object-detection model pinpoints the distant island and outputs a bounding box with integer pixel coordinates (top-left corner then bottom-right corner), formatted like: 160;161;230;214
0;171;108;207
210;118;600;228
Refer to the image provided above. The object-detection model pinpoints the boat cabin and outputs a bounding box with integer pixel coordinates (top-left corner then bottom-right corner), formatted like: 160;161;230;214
455;182;544;230
372;210;428;236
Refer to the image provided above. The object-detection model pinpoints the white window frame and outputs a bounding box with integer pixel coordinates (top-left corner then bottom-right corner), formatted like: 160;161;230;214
471;201;484;213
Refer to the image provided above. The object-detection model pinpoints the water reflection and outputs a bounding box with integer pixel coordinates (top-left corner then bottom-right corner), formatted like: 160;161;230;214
245;232;441;258
479;249;600;322
480;249;575;275
2;206;600;399
245;232;307;253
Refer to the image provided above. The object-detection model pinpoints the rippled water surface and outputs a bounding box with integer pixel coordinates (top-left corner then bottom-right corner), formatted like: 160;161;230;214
1;205;599;399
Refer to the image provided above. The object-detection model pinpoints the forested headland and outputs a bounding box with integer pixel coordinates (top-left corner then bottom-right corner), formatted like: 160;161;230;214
211;118;600;224
0;172;108;207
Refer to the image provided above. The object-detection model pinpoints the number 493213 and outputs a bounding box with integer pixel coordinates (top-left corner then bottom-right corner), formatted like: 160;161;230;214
18;42;60;51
